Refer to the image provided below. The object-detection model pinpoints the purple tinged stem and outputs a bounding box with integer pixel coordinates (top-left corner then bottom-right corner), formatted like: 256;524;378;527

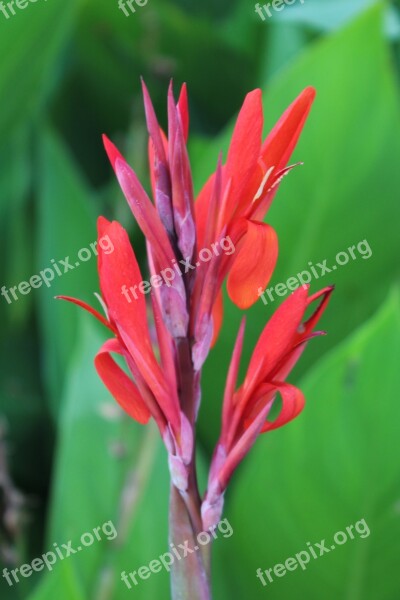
169;484;211;600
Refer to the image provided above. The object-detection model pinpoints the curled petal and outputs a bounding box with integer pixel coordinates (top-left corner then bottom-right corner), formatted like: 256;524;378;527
260;382;305;433
95;339;150;424
227;220;278;309
217;382;304;493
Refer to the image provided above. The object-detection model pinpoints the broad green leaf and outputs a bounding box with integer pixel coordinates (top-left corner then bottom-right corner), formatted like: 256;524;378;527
0;127;32;326
0;127;30;217
0;0;80;140
274;0;400;40
259;22;310;79
36;128;98;414
221;290;400;600
274;0;376;30
26;560;86;600
196;4;400;449
44;316;171;598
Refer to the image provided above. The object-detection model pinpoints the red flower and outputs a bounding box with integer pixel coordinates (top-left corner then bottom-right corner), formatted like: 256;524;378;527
201;284;333;529
58;82;328;503
59;217;183;432
195;87;316;343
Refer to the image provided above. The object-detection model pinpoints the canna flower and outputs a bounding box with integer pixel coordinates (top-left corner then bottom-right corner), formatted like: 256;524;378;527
202;284;334;530
57;80;331;600
102;83;316;371
58;80;318;492
194;86;316;359
58;216;194;492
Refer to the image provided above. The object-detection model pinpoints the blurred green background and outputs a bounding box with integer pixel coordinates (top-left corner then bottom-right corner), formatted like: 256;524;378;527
1;0;400;598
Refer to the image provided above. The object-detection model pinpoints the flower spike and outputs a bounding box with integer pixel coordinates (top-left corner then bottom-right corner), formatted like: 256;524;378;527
58;81;331;600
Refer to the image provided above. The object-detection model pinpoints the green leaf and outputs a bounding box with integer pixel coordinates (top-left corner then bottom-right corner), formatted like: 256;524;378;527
274;0;400;40
0;127;33;326
196;3;400;448
222;289;400;599
36;128;98;414
274;0;377;31
26;560;86;600
0;0;80;140
43;316;171;598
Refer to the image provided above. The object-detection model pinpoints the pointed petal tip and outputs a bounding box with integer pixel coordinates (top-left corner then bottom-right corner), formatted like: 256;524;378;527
248;88;262;99
304;86;316;100
97;215;111;239
102;134;124;170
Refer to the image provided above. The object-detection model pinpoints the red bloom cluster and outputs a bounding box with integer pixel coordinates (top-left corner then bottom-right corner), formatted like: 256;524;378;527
59;82;332;528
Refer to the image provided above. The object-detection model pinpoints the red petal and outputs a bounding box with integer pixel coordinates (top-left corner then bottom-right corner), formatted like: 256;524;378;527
141;79;167;164
261;87;315;175
102;134;123;169
148;130;169;200
244;285;309;394
102;136;177;273
302;286;334;337
97;218;180;431
227;220;278;309
168;84;195;258
95;338;151;424
248;162;302;221
264;286;334;382
151;292;177;393
260;382;305;433
195;171;215;250
177;83;189;141
222;318;246;443
225;89;263;216
218;382;304;492
56;295;114;332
